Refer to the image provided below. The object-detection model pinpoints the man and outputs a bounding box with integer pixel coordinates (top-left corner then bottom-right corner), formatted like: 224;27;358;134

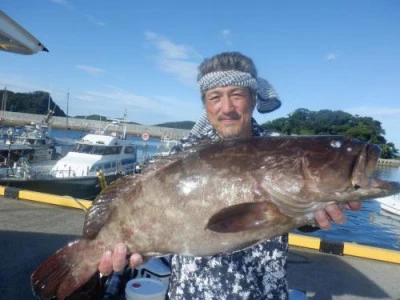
99;52;361;299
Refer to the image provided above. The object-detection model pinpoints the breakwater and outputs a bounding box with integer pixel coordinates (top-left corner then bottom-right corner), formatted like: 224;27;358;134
378;159;400;167
0;111;190;139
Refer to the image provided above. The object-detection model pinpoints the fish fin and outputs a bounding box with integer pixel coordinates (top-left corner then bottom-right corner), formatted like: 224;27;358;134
65;272;101;300
207;202;284;233
31;240;97;299
83;175;142;239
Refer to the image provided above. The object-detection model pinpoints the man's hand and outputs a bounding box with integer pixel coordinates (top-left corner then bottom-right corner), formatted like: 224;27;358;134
98;243;143;276
314;201;362;230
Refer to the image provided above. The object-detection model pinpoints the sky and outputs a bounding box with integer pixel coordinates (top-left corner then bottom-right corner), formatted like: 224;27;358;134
1;0;399;147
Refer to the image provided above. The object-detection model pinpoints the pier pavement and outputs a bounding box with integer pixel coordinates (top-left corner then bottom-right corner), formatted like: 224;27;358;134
0;196;399;299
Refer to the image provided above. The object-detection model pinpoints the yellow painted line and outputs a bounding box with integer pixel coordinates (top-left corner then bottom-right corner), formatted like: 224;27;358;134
288;233;321;250
343;243;400;264
0;185;5;196
18;190;92;210
289;233;400;264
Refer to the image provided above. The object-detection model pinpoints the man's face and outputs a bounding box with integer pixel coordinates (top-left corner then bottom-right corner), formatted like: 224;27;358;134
204;86;255;138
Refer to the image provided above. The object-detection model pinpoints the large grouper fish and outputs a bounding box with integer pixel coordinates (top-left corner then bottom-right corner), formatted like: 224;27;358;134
31;135;400;299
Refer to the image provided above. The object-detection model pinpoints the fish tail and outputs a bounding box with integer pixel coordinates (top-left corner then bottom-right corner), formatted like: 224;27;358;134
31;239;99;299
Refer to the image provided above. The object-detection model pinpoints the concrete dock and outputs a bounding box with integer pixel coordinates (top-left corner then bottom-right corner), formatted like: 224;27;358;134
0;196;399;299
0;197;85;299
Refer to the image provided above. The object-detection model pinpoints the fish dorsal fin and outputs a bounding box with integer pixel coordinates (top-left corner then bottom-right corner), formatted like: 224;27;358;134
83;175;142;239
206;202;287;233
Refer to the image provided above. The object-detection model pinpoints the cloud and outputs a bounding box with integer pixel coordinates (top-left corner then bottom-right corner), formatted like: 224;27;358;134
49;0;73;10
0;73;200;123
73;86;201;123
0;74;45;92
325;53;338;61
80;13;105;26
345;105;400;117
221;29;232;46
49;1;104;26
144;31;202;85
75;65;104;75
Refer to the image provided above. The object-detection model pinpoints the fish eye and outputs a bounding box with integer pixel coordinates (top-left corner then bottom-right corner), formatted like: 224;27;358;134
330;140;342;148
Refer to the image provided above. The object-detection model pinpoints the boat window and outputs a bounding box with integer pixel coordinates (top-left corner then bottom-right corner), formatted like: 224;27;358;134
92;146;106;155
73;144;95;153
104;146;122;155
89;163;100;172
124;146;135;154
121;158;135;165
90;162;111;172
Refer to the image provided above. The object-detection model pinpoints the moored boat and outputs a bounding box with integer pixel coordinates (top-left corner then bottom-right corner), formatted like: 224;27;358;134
376;193;400;216
0;118;139;199
153;136;181;158
0;112;69;178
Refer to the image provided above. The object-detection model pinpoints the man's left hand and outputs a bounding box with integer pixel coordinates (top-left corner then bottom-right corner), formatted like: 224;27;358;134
314;201;362;230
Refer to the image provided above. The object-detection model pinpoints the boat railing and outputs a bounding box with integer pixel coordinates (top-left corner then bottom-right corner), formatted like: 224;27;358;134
0;164;32;179
50;166;90;178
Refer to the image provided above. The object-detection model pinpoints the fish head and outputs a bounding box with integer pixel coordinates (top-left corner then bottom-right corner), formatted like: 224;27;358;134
203;136;400;233
239;135;400;207
196;136;399;209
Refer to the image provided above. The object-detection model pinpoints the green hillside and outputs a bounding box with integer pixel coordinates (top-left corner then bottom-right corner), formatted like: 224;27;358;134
0;90;66;116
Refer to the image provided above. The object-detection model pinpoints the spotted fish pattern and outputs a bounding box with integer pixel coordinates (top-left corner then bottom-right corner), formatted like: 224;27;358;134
168;119;289;299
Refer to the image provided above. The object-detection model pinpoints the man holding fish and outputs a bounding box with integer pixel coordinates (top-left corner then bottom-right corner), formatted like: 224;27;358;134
98;52;362;299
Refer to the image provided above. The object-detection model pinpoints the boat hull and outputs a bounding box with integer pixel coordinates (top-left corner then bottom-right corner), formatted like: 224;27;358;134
0;174;121;200
376;194;400;216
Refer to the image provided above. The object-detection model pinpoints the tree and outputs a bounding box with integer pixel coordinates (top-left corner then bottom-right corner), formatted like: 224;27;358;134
262;108;399;159
0;90;66;116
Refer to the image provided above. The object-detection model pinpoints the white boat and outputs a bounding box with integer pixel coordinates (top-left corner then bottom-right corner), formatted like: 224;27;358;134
0;118;140;199
376;193;400;216
50;120;137;179
0;110;70;169
153;136;181;158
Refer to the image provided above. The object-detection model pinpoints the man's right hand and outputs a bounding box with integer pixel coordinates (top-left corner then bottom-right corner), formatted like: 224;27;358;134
98;243;143;276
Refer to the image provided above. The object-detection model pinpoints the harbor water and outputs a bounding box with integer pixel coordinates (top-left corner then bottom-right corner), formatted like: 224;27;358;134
51;128;400;251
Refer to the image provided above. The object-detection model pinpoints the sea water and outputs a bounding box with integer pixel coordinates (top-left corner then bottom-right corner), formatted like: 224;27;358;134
51;128;400;251
295;166;400;250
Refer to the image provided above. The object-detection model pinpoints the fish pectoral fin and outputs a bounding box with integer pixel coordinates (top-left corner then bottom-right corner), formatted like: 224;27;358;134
206;202;275;233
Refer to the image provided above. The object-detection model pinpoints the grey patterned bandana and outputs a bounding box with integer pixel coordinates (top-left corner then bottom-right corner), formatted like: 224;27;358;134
198;70;281;114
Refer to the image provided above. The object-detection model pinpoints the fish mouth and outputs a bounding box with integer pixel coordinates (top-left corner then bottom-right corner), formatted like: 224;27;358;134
352;143;400;195
351;143;380;189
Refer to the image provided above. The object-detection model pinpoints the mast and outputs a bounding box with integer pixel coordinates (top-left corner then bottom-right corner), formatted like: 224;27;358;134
47;92;50;112
66;91;70;129
1;87;7;122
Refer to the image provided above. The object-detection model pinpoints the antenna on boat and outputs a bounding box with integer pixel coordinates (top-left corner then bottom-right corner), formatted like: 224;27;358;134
122;109;127;139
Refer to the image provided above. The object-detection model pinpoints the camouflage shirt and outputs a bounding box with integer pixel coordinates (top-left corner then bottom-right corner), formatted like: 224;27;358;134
168;115;289;300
